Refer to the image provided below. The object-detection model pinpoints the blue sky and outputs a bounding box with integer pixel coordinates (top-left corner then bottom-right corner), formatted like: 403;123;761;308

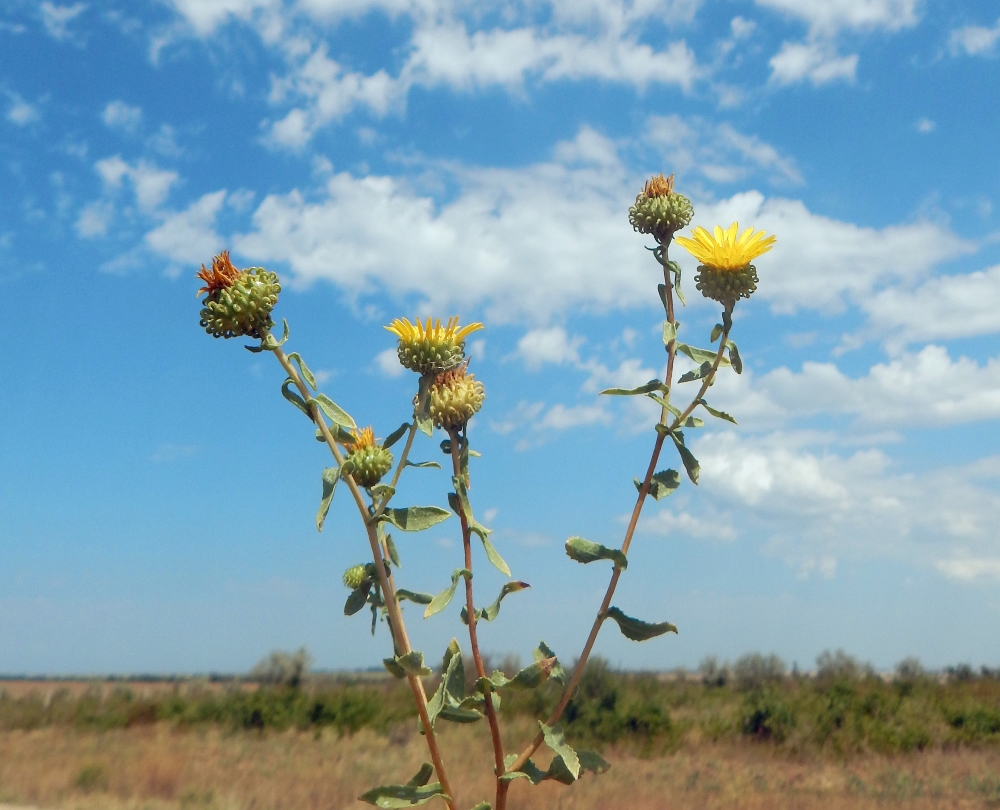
2;0;1000;676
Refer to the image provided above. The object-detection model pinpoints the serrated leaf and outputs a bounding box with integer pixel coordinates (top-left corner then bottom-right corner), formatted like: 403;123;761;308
441;638;465;699
505;659;555;690
396;589;432;606
383;657;406;679
383;422;410;449
676;343;726;366
710;323;724;343
424;568;472;618
345;583;372;616
698;399;737;424
385;533;401;567
500;756;547;785
545;755;578;785
281;378;312;418
461;580;529;624
381;506;451;532
565;536;627;570
678;360;714;384
727;340;742;374
600;379;664;397
358;779;448;809
309;393;355;428
634;469;681;501
286;352;317;390
670;433;700;484
316;467;340;531
475;672;509;693
539;722;580;781
395;650;432;677
605;606;678;641
533;641;566;685
405;460;442;469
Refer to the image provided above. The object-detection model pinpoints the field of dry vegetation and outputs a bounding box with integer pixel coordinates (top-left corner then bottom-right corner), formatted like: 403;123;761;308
1;653;999;810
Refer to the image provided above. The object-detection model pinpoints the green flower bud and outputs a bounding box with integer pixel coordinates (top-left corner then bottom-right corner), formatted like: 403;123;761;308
629;174;694;244
695;263;758;306
342;426;394;488
197;252;281;340
429;364;485;430
343;564;369;590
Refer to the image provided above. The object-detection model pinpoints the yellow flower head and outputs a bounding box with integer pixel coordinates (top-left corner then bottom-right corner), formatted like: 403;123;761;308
674;223;776;272
384;316;484;374
341;426;393;488
343;425;376;452
642;173;675;198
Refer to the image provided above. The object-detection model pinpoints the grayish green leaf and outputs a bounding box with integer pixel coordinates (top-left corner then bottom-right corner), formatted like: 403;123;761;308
478;534;511;577
676;343;726;366
415;376;434;437
727;340;742;374
500;756;547;785
358;778;448;809
605;606;678;641
281;378;311;418
383;657;406;679
381;506;451;532
678;360;714;384
565;536;627;570
424;569;472;618
671;433;700;484
533;641;566;685
345;584;372;616
578;750;611;774
370;483;395;500
408;764;434;788
600;379;664;397
396;589;432;605
286;352;317;390
316;467;339;531
662;320;677;346
405;460;442;469
461;580;529;624
634;469;681;501
698;399;737;424
385;533;401;567
309;393;356;428
506;659;555;690
383;422;410;449
468;803;491;810
710;323;724;343
539;722;580;781
544;755;578;785
395;650;432;677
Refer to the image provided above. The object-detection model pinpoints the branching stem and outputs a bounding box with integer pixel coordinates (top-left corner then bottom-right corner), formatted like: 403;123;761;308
263;330;457;810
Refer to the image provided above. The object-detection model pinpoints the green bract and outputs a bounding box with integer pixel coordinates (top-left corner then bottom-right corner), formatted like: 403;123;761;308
344;444;394;488
199;267;281;339
695;263;759;305
429;367;485;430
629;192;694;244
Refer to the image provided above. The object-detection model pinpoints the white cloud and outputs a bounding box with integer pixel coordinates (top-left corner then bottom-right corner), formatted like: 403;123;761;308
102;100;143;133
374;347;405;377
145;190;227;265
40;2;87;41
94;156;179;212
949;19;1000;57
915;117;935;134
5;92;39;126
515;327;584;369
769;40;858;86
647;115;802;185
935;557;1000;583
755;0;920;36
489;399;611;447
168;0;277;36
75;200;114;238
860;264;1000;348
639;508;737;540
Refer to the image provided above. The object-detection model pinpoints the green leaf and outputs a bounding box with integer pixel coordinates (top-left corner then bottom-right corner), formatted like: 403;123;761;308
437;706;484;723
533;641;566;685
415;375;434;437
505;659;556;690
345;583;372;616
544;755;578;785
656;283;669;316
634;469;681;501
358;777;448;809
710;323;724;343
383;658;406;679
424;569;472;618
670;433;700;484
286;352;317;390
500;756;547;785
381;506;451;532
370;483;395;501
461;580;530;624
605;606;678;641
385;534;401;567
394;651;432;677
396;589;432;606
315;424;355;444
676;343;726;366
727;340;742;374
478;534;511;577
316;467;340;531
405;460;442;469
600;379;664;397
249;319;289;353
539;722;580;781
468;803;491;810
578;750;611;775
383;422;411;449
407;764;434;788
565;536;627;570
665;261;687;306
698;399;737;424
441;638;466;699
662;320;677;347
309;393;355;428
678;361;714;384
281;378;312;419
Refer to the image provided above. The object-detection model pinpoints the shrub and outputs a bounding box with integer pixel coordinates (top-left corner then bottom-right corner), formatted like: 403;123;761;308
733;653;785;692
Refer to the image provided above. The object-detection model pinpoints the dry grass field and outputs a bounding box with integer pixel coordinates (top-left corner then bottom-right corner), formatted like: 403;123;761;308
2;722;1000;810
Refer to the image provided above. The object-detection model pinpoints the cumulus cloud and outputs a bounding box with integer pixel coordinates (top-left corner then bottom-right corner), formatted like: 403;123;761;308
75;200;114;238
145;190;227;265
167;0;278;36
4;91;39;126
638;507;738;541
40;2;87;41
755;0;920;36
102;100;143;133
515;327;585;369
94;156;179;212
769;40;858;86
489;399;611;448
949;19;1000;57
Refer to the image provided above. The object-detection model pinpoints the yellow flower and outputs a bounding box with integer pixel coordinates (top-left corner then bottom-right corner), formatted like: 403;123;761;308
384;316;484;374
674;223;776;271
341;426;393;488
343;426;376;452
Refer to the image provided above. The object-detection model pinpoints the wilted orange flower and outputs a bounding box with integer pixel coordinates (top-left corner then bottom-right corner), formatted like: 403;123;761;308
196;250;242;295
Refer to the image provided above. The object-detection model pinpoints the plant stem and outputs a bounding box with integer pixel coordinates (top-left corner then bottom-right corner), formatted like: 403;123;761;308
448;429;507;809
370;387;429;523
506;246;733;776
264;331;456;810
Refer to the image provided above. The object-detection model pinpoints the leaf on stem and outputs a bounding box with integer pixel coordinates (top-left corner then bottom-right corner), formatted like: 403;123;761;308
380;506;451;532
280;379;312;419
533;641;567;685
344;583;373;616
469;803;492;810
415;375;434;437
394;650;433;677
726;339;742;374
370;483;395;501
710;323;724;343
698;399;737;424
424;568;472;618
385;533;401;567
676;343;728;366
662;320;677;347
678;361;714;384
405;460;442;469
286;352;317;390
383;422;411;449
308;393;356;428
539;722;581;781
565;536;627;571
634;469;681;501
605;606;678;641
396;589;432;605
316;467;340;531
247;319;289;353
599;379;665;397
670;431;700;484
461;580;530;625
359;771;448;809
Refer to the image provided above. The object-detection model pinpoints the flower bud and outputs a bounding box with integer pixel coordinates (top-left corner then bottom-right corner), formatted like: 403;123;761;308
342;426;393;488
384;317;484;375
695;263;759;306
429;363;485;430
343;564;369;590
197;251;281;339
628;173;694;244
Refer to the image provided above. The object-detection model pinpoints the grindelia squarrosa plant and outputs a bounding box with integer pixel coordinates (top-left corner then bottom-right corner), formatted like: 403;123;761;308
195;173;775;810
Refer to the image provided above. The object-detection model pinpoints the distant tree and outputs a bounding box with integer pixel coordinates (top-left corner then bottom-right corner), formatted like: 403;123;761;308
699;655;730;688
732;653;785;692
895;656;925;682
250;647;311;688
816;649;874;681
